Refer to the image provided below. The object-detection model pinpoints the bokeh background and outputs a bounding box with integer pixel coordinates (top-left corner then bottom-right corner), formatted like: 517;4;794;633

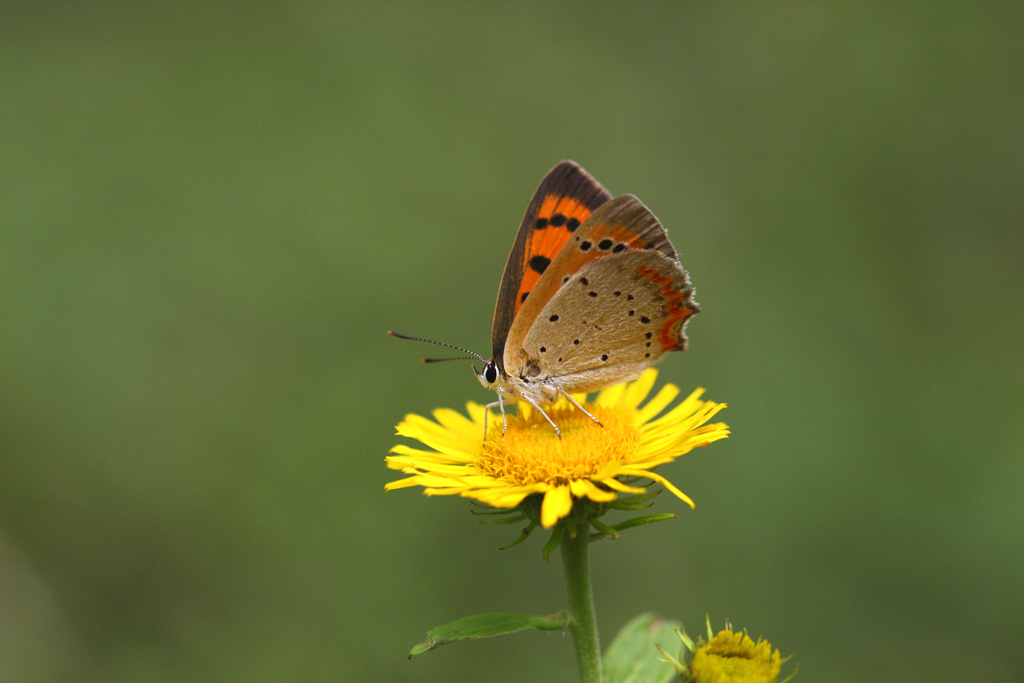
2;3;1022;681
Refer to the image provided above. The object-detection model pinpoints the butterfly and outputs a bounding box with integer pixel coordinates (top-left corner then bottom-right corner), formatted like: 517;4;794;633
391;161;699;438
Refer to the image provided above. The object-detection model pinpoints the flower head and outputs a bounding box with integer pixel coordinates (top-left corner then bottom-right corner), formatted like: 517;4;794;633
386;369;728;528
669;616;794;683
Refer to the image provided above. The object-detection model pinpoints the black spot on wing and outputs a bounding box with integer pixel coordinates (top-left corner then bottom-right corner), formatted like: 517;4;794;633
529;255;551;274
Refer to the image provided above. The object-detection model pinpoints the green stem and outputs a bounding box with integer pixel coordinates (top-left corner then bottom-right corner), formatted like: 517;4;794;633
561;523;602;683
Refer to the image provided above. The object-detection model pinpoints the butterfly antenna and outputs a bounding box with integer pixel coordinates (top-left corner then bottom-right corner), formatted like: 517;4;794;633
387;331;487;363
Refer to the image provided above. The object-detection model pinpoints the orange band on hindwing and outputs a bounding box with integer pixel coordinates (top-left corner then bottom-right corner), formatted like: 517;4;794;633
636;264;697;351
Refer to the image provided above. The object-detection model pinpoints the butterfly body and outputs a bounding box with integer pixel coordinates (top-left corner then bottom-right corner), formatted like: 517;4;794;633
474;161;699;435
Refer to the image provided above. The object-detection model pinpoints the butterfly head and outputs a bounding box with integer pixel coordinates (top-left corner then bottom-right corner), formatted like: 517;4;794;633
474;360;502;390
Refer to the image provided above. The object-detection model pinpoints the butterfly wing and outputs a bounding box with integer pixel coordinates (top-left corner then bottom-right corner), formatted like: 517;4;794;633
491;161;612;368
504;195;698;392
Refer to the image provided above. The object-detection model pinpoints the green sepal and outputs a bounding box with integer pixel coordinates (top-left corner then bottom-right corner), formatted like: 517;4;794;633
608;500;655;512
540;523;565;561
589;517;621;539
564;515;579;539
611;513;677;532
499;518;539;550
603;612;683;683
608;489;662;508
482;513;527;525
408;611;570;657
470;506;521;516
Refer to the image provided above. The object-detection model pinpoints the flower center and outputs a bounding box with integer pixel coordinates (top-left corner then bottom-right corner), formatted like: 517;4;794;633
476;400;640;486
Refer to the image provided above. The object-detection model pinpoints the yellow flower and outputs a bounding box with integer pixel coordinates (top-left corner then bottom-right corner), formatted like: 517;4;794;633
386;369;728;528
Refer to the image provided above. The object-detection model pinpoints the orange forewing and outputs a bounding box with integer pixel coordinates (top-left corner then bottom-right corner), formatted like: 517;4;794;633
491;162;611;364
512;195;595;316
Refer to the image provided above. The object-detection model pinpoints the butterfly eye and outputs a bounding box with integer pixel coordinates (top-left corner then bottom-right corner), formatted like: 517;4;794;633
485;363;498;384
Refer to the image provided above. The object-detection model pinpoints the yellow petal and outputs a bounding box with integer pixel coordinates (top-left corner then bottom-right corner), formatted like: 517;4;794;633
569;478;617;503
619;468;695;508
540;486;573;527
634;383;682;424
619;367;659;411
432;407;482;438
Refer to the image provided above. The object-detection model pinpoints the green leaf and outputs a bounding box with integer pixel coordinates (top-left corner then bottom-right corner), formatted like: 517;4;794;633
408;611;570;657
603;613;683;683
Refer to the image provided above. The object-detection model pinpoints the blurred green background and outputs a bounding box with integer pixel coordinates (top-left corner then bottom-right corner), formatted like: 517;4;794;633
2;3;1022;681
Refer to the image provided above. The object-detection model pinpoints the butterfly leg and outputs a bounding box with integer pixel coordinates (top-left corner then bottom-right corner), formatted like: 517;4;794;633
483;389;509;439
520;394;562;439
558;388;604;428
